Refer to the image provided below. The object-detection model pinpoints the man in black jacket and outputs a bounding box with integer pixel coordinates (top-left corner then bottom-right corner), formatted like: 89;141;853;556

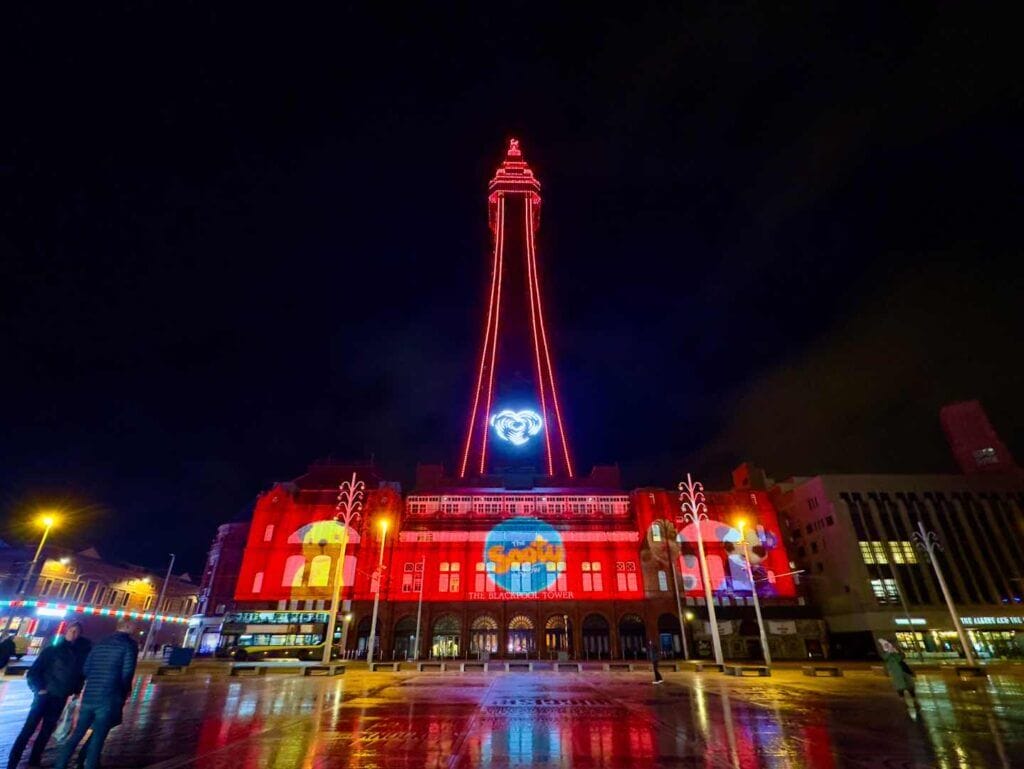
7;621;91;768
54;620;137;769
0;631;17;669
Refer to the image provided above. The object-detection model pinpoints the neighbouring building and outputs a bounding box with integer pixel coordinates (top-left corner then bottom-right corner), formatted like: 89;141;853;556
772;469;1024;659
940;400;1019;476
228;141;823;662
185;520;250;653
0;543;198;655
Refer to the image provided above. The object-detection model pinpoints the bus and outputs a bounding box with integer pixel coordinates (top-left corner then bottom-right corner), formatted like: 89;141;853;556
216;610;332;661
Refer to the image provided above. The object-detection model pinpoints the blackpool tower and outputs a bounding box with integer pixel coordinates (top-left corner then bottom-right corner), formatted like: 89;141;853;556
459;139;574;479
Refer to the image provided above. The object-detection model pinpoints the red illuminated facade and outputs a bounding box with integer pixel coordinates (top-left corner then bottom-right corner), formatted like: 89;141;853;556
231;142;823;661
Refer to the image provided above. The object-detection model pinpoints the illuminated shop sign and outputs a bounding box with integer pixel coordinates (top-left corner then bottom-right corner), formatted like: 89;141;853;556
490;409;543;446
960;616;1024;626
894;618;927;626
484;517;564;595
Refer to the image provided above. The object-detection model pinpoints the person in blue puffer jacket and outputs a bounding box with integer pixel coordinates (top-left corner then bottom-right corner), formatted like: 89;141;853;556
53;619;138;769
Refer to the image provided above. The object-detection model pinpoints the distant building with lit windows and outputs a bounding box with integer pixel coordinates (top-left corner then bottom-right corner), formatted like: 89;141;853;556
0;543;198;655
772;469;1024;659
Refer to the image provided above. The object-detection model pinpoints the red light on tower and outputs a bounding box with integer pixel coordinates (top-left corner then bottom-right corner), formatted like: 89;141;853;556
460;139;574;479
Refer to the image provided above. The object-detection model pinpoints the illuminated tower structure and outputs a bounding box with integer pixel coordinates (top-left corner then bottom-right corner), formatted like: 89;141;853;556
460;139;573;479
228;143;813;666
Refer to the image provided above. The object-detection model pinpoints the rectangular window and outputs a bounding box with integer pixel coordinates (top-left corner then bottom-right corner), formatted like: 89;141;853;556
870;578;900;603
652;524;663;542
263;524;274;542
658;571;669;591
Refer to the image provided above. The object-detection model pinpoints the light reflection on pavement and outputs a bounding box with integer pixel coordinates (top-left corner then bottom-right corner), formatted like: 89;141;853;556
1;666;1021;767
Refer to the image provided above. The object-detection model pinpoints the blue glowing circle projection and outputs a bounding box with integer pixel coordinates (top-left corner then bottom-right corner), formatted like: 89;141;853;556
484;517;565;595
490;409;543;446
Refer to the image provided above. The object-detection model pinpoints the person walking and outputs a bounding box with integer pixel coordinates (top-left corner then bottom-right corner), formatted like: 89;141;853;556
53;620;138;769
879;638;919;709
648;640;663;685
0;631;17;670
8;621;91;768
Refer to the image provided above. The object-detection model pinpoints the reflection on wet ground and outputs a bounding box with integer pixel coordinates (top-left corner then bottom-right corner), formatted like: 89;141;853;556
2;665;1022;768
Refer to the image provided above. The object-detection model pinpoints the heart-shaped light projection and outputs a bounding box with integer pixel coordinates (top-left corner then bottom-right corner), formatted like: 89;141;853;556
490;409;543;446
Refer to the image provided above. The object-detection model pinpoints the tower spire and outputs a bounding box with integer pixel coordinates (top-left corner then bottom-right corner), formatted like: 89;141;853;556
459;141;574;479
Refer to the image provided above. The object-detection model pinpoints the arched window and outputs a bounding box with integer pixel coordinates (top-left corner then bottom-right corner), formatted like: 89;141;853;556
282;555;305;588
308;555;331;587
252;571;264;593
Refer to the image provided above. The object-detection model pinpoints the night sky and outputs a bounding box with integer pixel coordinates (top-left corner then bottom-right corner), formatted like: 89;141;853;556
2;6;1021;574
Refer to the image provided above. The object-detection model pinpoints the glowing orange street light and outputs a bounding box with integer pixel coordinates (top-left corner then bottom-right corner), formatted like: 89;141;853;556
736;518;772;667
22;513;58;596
367;516;391;666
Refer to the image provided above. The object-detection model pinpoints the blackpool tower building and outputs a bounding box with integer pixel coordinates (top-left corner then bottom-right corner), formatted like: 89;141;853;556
460;138;573;480
230;140;814;664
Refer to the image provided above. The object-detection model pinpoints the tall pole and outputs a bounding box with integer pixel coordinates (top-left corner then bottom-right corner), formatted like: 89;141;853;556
662;519;690;660
679;474;724;665
913;521;976;666
738;522;771;667
21;516;56;596
323;473;364;664
412;556;425;661
366;520;388;666
141;553;175;659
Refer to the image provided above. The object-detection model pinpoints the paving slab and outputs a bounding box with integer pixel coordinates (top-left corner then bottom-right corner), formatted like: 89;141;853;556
1;666;1021;767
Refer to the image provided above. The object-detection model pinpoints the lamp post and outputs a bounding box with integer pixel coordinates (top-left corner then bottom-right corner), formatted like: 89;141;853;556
678;474;724;665
21;515;57;596
412;556;425;661
141;553;176;659
659;519;690;660
323;473;364;664
912;520;976;666
736;520;771;667
366;518;389;667
339;613;353;660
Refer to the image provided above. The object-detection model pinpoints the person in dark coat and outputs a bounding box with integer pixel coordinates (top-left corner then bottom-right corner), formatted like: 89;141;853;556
0;631;17;669
648;640;663;684
7;622;91;768
53;620;138;769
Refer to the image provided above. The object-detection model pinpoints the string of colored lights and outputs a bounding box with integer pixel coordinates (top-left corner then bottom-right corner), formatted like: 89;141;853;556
526;195;574;477
525;195;554;475
459;189;505;477
478;195;506;475
0;598;190;624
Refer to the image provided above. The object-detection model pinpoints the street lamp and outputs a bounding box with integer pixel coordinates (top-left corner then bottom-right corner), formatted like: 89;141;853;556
339;613;354;660
678;474;724;665
736;520;771;668
657;518;690;660
366;518;389;666
323;473;364;664
912;521;976;666
22;514;58;596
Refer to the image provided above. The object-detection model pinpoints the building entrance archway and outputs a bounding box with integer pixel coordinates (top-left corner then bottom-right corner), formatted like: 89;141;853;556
431;614;461;658
393;616;417;660
545;615;573;657
657;613;683;658
356;616;377;659
582;614;610;660
507;614;535;656
470;615;498;658
619;614;646;659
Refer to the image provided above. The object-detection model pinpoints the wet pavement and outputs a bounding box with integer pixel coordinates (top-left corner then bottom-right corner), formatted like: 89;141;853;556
2;664;1022;768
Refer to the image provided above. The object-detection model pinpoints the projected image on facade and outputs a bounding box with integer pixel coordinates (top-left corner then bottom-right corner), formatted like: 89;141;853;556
490;409;544;447
483;517;565;595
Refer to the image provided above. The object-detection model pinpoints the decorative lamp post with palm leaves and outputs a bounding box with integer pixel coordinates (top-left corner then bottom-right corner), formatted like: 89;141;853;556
323;472;364;664
656;518;690;660
678;473;724;665
912;520;976;666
